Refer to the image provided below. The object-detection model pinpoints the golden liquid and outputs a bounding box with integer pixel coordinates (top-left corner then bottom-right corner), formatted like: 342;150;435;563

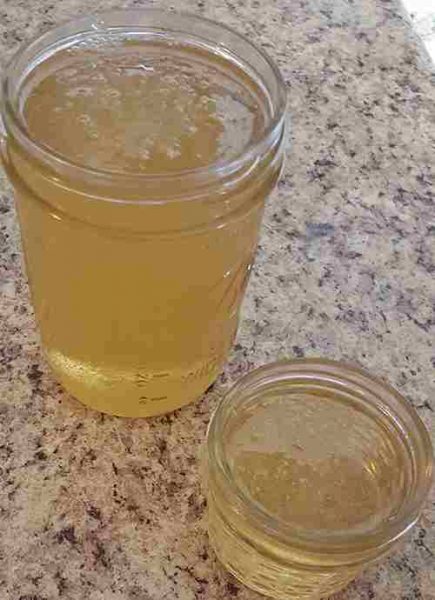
207;391;410;599
7;37;278;416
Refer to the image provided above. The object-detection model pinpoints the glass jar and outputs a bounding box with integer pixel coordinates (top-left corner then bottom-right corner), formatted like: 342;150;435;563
205;359;433;600
0;10;286;417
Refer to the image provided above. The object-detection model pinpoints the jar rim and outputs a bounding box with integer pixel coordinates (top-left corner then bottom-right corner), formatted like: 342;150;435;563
1;8;286;192
206;358;434;562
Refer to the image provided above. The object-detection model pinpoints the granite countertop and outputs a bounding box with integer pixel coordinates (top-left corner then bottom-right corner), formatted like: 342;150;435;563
0;0;434;598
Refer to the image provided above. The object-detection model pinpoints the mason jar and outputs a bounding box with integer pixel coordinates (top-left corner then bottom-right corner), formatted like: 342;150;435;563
0;10;286;417
204;359;433;599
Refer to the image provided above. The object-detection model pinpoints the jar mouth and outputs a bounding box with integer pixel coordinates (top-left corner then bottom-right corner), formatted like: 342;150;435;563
207;359;433;561
1;9;286;190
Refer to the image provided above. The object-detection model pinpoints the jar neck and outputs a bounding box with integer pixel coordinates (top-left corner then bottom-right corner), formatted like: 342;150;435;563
4;126;284;235
1;8;287;205
3;111;284;203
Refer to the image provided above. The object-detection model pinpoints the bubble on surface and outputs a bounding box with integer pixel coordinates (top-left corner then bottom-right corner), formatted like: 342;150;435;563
21;35;267;173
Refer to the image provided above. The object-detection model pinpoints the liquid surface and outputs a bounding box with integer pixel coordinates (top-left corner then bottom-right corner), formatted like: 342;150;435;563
22;38;265;172
224;392;408;534
9;34;276;416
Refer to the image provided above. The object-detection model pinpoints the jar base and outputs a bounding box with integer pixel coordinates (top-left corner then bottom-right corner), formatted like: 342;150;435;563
46;349;223;417
207;492;360;600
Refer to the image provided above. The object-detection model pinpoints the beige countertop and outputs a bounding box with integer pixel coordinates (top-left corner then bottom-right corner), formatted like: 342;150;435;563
0;0;434;598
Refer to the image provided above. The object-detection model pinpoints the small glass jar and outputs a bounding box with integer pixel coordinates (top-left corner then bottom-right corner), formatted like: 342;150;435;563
204;359;433;600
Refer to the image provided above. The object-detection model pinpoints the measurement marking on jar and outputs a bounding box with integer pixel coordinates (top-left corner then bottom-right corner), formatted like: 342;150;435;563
139;395;168;404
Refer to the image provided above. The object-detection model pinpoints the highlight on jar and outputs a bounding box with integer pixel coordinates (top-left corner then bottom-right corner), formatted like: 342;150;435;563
0;9;286;417
204;359;434;600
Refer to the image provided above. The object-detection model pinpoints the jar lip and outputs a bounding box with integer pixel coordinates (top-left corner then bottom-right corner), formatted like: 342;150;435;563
1;8;286;189
206;358;434;559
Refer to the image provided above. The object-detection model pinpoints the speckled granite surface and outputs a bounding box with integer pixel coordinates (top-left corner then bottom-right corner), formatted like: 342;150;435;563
0;0;434;598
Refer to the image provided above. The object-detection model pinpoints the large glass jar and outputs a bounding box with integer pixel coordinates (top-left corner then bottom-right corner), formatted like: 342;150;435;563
0;10;286;417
